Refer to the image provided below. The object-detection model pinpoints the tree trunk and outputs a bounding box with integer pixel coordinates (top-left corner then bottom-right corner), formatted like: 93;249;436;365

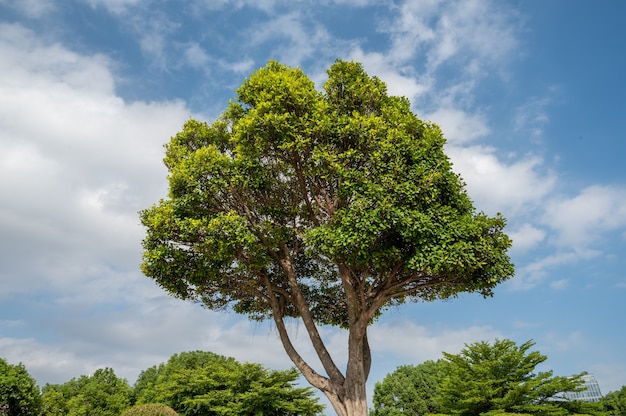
300;326;371;416
269;310;371;416
266;262;373;416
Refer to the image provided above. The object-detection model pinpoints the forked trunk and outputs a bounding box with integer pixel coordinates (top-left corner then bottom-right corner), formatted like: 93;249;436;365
266;263;373;416
326;376;368;416
307;328;371;416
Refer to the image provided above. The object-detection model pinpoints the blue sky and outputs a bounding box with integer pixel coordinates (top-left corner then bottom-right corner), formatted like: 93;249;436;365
1;0;625;409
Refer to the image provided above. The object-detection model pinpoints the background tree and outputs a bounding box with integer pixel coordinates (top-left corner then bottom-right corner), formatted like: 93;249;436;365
602;386;626;416
41;367;132;416
39;387;66;416
437;339;584;416
0;357;41;416
134;350;234;406
372;360;447;416
134;350;323;416
140;59;514;416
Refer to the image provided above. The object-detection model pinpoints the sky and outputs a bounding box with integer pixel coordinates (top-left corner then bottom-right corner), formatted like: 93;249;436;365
1;0;625;410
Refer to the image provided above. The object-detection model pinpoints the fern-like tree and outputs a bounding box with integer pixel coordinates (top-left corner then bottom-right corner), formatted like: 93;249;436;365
140;59;514;416
438;339;585;416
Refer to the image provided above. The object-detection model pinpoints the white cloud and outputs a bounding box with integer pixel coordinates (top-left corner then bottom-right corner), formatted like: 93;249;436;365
426;107;490;144
0;338;84;384
385;0;519;74
106;7;181;70
509;224;547;253
514;96;552;139
349;48;430;103
249;12;335;67
542;185;626;248
446;145;556;216
0;286;316;385
191;0;276;13
223;58;256;74
184;42;211;69
542;331;584;353
549;279;569;290
509;249;599;290
369;320;502;362
83;0;144;15
0;0;55;18
0;23;192;300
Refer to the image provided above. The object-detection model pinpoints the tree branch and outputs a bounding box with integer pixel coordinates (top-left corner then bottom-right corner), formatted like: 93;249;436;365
262;272;337;394
277;248;346;384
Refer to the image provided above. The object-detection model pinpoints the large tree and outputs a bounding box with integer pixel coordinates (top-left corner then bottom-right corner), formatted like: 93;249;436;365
0;358;41;416
140;59;514;416
438;339;585;416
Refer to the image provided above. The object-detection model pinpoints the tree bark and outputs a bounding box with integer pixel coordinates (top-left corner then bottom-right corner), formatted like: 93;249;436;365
343;326;370;416
294;325;371;416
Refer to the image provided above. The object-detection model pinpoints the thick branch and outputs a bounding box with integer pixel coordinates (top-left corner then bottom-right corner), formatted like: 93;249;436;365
237;197;344;384
362;330;371;380
262;273;336;393
277;248;346;384
292;153;319;226
338;264;365;333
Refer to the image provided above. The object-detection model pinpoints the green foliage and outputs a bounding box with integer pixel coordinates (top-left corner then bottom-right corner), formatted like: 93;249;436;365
0;357;41;416
134;351;235;406
602;386;626;416
140;58;513;328
122;403;179;416
556;400;606;416
373;340;599;416
372;360;448;416
135;351;324;416
438;339;585;416
40;367;133;416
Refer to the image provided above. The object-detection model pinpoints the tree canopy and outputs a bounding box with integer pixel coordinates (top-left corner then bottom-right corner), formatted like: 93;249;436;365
372;360;447;416
140;59;514;416
602;386;626;416
0;357;41;416
40;367;133;416
134;351;323;416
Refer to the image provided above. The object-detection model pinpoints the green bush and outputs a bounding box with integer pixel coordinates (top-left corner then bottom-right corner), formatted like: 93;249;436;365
121;403;179;416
